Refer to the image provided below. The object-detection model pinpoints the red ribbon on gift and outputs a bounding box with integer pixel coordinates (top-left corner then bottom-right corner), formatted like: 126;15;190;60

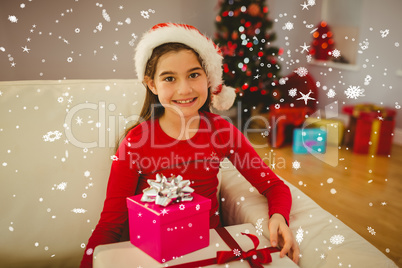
167;227;279;268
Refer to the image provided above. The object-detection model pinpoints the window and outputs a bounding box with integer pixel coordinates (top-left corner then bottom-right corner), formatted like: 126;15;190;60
321;0;362;65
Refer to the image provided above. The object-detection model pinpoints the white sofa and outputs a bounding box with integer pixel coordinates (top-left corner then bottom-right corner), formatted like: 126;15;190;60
0;80;397;268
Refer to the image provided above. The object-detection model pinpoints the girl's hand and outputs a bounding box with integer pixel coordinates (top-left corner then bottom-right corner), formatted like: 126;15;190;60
268;213;300;264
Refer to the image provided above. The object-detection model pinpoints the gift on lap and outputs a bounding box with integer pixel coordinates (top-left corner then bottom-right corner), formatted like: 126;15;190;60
126;174;211;263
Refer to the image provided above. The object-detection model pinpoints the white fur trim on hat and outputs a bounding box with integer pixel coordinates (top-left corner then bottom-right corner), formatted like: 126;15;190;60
134;23;236;111
212;85;237;111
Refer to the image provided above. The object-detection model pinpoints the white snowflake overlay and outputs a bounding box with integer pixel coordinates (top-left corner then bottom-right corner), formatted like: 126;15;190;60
255;218;264;236
330;234;345;245
43;131;62;142
292;160;301;170
8;15;18;23
140;9;155;19
345;86;365;99
233;248;241;257
380;29;389;38
326;89;336;98
367;226;376;235
364;75;372;86
296;227;304;244
71;208;87;214
330;49;341;58
283;21;294;31
288;88;297;97
101;9;111;22
54;182;67;191
294;67;308;77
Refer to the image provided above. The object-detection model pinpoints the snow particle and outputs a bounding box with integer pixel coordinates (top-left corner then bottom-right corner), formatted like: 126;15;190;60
102;9;111;22
367;226;376;235
344;86;365;99
330;234;345;245
8;15;18;23
43;131;62;142
86;248;93;255
292;160;301;170
294;67;308;77
296;227;304;244
71;208;87;214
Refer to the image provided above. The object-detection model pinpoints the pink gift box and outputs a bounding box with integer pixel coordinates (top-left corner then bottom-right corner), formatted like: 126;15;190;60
126;193;211;263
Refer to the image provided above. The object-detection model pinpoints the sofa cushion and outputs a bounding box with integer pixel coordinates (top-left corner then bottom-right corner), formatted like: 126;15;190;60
0;79;145;267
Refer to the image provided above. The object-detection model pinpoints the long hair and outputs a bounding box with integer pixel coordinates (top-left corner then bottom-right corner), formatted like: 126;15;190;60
116;43;212;149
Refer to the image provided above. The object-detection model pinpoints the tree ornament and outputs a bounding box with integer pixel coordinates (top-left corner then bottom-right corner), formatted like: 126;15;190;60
248;3;261;16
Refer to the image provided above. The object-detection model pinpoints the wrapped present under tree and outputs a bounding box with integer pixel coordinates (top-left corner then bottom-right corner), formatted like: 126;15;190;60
268;104;314;148
293;128;327;154
343;104;397;155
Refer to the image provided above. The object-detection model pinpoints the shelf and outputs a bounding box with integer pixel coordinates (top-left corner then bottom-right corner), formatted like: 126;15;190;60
308;59;360;71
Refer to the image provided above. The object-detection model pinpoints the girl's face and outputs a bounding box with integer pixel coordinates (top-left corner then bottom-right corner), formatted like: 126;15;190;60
145;49;208;120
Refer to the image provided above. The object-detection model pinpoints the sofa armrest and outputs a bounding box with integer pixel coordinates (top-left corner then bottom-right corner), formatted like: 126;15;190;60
219;160;398;268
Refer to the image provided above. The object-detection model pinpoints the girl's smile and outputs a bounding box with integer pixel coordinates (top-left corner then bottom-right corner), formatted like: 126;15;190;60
172;97;197;105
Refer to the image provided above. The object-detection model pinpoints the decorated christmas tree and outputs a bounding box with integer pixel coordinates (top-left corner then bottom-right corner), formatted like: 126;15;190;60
309;21;335;60
214;0;282;114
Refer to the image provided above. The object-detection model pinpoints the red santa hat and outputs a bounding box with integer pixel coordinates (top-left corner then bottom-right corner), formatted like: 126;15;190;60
134;23;236;111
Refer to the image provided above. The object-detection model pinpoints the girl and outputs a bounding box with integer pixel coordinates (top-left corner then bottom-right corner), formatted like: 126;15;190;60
80;23;299;267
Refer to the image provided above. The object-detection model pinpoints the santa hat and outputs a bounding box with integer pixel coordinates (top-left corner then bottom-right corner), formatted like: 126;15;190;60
134;23;236;111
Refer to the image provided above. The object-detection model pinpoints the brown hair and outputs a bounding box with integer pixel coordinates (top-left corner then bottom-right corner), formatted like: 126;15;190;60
116;43;211;149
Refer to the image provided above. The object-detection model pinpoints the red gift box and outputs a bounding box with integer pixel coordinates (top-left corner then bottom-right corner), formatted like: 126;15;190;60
343;104;396;155
126;193;211;263
268;104;314;148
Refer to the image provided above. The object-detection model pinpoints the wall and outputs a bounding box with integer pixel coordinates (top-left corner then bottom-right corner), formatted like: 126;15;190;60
1;0;401;129
0;0;217;80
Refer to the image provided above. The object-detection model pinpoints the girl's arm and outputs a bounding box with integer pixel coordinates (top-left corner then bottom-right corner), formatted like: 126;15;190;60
215;116;298;263
215;116;292;223
80;140;140;268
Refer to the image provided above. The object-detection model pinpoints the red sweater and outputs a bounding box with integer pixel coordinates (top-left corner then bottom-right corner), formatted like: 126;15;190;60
80;111;291;268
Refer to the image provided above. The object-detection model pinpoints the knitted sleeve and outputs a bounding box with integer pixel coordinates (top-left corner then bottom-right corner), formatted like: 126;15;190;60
79;132;141;268
213;115;292;224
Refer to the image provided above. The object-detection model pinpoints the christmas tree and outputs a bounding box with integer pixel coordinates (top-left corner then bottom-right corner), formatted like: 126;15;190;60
214;0;282;114
309;21;334;60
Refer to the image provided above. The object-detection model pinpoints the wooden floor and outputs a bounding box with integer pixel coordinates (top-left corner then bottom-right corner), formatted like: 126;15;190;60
248;133;402;267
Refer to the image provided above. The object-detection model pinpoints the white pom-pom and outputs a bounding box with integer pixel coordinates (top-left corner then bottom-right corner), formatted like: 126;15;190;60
212;85;236;111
